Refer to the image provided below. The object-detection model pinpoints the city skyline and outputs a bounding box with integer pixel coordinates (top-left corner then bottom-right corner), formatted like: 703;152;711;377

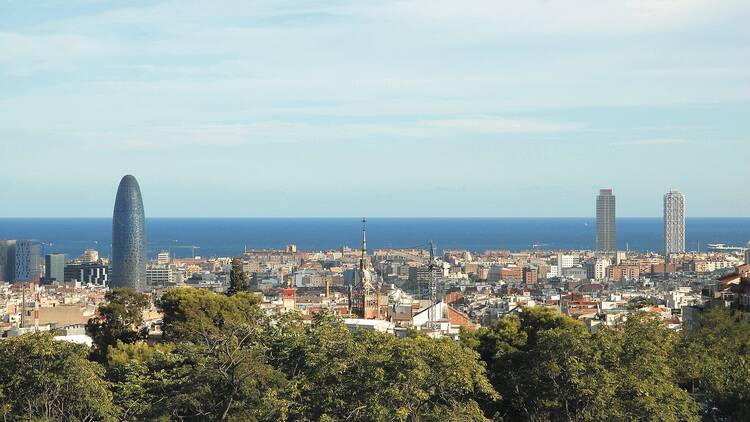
1;1;749;218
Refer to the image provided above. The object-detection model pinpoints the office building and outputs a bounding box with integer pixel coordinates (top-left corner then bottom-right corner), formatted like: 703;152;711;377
157;251;170;265
664;190;686;256
65;262;109;286
111;175;147;290
45;254;66;283
596;189;616;252
147;266;175;286
14;240;42;282
0;240;16;282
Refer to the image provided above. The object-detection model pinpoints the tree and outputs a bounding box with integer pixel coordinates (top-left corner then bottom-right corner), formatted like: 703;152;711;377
227;257;249;294
86;288;150;360
154;287;287;421
597;312;699;422
267;310;496;421
471;307;615;421
158;287;262;342
0;332;116;421
675;307;750;420
106;341;181;421
469;307;699;421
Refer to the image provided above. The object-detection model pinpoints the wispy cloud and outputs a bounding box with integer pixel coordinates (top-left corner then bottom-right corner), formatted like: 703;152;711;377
63;116;582;151
0;32;114;61
611;138;687;146
423;117;581;134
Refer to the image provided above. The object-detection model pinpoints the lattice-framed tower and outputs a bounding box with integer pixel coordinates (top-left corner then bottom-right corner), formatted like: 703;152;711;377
664;189;686;256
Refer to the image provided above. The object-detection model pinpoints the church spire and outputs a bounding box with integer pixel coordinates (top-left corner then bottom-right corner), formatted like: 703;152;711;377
360;217;367;270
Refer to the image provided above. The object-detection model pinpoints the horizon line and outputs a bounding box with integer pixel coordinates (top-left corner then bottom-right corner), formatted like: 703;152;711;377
0;216;747;220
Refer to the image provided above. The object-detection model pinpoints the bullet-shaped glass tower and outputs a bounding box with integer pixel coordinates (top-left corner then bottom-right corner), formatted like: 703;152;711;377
111;175;147;290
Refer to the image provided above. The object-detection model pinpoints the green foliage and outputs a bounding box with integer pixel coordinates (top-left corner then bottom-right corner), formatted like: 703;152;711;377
0;332;116;421
267;310;496;421
8;285;750;421
472;307;699;421
156;287;287;420
158;286;262;342
106;341;182;421
86;287;149;360
597;313;699;421
675;307;750;420
227;257;249;294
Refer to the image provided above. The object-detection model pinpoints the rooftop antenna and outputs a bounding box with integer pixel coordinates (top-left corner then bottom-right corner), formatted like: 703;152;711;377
361;217;367;265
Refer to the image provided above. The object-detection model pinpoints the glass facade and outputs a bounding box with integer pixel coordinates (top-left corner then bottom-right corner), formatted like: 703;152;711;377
14;240;42;282
111;175;147;290
596;189;616;252
45;253;66;283
664;190;686;255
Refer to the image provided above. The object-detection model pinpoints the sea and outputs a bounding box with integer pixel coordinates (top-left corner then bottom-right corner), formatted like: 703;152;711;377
0;218;748;259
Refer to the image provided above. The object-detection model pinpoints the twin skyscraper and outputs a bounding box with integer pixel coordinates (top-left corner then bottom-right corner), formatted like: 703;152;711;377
596;188;686;255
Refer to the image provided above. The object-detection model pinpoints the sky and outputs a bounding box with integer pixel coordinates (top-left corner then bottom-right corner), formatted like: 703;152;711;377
1;0;749;218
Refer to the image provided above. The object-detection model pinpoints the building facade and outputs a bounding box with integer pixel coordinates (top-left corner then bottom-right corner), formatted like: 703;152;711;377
111;175;148;290
146;266;175;286
596;189;616;252
0;240;16;282
44;254;66;283
664;189;686;255
14;240;42;282
79;249;100;263
64;262;109;286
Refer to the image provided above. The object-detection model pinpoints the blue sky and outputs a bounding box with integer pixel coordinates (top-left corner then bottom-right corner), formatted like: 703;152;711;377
1;0;748;217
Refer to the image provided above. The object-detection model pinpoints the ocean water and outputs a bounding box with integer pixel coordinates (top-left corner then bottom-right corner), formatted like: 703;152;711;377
0;218;748;259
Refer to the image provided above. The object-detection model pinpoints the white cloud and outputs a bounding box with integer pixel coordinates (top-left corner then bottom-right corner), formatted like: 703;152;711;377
423;117;580;134
0;32;114;61
373;0;750;37
611;138;687;146
56;115;581;151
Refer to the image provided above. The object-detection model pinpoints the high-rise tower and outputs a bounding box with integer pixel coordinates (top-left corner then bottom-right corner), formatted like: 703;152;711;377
0;240;16;282
14;240;42;282
596;189;616;252
111;175;147;290
664;190;686;256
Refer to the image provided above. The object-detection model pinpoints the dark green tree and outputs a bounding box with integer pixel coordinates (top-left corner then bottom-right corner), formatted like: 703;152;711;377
267;310;496;421
468;307;699;421
154;287;287;420
105;341;181;421
158;287;262;342
0;332;116;421
471;307;615;421
227;257;249;295
675;307;750;420
597;312;699;421
86;288;150;360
